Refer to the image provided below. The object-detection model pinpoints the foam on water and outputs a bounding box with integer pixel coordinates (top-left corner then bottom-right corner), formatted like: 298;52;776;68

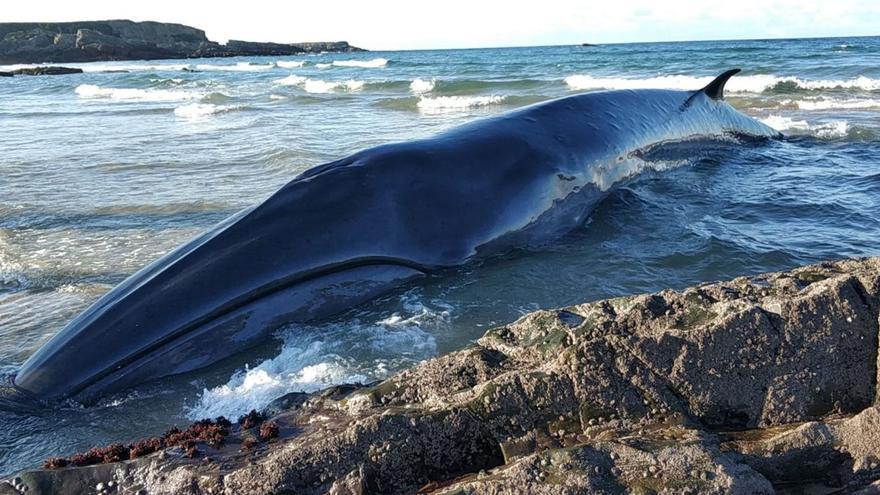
564;74;880;93
75;84;202;102
303;79;365;94
416;95;505;112
274;75;364;93
186;293;447;419
331;58;389;68
789;98;880;110
315;63;332;69
409;78;436;93
173;103;241;118
274;75;308;86
276;60;306;68
761;115;851;138
194;62;275;72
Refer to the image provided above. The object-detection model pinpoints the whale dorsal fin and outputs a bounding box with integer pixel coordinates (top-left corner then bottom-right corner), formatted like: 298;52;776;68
701;69;741;100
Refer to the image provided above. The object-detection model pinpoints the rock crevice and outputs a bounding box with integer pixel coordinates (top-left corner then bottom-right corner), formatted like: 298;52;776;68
5;257;880;494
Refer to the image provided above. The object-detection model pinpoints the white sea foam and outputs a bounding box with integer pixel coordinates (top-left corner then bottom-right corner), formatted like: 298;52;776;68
416;95;505;112
75;84;201;102
304;79;365;93
148;78;186;84
195;62;275;72
274;75;308;86
173;103;240;118
315;63;332;69
789;98;880;110
274;75;364;93
760;115;850;138
331;58;388;68
269;94;288;100
564;74;880;93
186;293;447;419
409;78;436;93
276;60;306;68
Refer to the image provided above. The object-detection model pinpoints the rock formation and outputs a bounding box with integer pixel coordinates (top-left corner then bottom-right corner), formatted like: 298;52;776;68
4;257;880;494
9;66;83;75
0;20;364;64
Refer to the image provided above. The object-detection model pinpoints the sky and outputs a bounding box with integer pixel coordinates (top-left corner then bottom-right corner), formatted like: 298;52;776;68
3;0;879;50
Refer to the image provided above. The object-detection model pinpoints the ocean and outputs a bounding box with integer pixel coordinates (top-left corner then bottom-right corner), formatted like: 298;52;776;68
1;37;879;474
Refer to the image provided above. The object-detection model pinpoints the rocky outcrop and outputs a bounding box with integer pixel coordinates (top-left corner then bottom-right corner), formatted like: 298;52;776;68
9;66;83;76
4;257;880;494
0;20;364;64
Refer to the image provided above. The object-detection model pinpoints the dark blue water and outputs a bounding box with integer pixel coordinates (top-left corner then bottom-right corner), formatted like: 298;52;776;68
1;37;879;474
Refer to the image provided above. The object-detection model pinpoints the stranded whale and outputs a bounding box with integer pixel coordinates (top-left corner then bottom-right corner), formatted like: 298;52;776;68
15;69;780;401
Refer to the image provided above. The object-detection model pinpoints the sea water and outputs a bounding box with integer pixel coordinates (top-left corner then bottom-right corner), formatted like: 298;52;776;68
1;37;879;473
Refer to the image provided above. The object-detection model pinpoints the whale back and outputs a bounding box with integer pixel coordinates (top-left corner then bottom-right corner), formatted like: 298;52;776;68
15;71;781;400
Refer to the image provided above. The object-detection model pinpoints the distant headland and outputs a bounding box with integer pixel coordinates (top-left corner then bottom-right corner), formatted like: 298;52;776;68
0;20;365;64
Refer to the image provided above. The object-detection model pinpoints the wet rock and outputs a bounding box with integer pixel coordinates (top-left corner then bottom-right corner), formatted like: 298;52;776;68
10;66;82;76
7;257;880;494
263;392;309;417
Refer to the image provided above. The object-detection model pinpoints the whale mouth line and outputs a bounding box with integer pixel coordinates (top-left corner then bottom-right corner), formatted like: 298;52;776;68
31;257;430;400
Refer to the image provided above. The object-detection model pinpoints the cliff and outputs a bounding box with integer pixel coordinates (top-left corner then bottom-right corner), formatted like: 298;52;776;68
4;257;880;494
0;20;364;64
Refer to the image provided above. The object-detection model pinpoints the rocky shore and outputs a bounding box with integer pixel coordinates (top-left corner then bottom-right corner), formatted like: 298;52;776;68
4;257;880;494
0;20;363;65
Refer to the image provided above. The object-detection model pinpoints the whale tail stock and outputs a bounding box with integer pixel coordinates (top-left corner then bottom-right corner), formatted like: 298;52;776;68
702;68;741;100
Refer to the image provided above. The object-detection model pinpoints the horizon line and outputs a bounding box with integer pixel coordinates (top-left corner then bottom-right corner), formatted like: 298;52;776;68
370;32;879;52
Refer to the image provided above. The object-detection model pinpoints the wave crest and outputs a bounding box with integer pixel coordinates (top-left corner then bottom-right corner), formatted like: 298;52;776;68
409;78;436;93
173;103;242;118
186;293;446;419
416;95;505;112
274;75;364;93
194;62;275;72
564;74;880;93
304;79;365;94
761;115;850;138
788;98;880;110
331;58;388;68
74;84;201;102
276;60;306;68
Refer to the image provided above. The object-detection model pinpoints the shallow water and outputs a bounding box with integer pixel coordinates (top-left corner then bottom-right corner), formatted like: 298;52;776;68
1;37;879;474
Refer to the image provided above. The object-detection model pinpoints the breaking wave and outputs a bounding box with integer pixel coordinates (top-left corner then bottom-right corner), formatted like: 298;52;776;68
276;60;306;68
194;62;275;72
416;95;506;112
273;75;364;93
564;74;880;93
787;98;880;110
186;293;448;419
409;78;436;93
173;103;242;118
274;75;307;86
331;58;389;68
304;79;365;93
761;115;851;138
74;84;202;102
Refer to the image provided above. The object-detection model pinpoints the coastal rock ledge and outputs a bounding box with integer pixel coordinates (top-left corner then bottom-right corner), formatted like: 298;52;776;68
0;20;363;65
5;257;880;494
